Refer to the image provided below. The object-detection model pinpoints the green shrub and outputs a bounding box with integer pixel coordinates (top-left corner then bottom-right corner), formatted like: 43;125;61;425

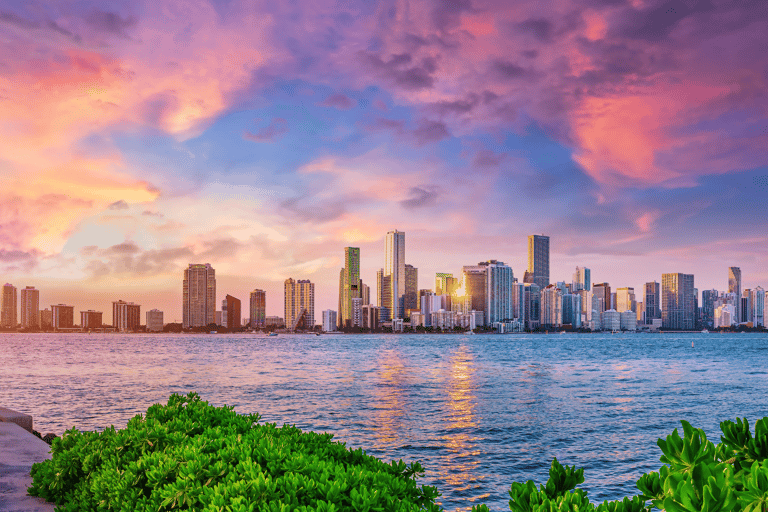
28;393;442;511
503;418;768;512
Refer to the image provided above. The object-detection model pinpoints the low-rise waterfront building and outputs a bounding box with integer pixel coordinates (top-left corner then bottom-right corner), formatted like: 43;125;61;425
51;304;74;330
80;310;103;330
146;309;164;332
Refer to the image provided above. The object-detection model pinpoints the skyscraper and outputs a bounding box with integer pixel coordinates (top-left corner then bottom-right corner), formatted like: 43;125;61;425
223;294;242;331
615;287;636;313
250;289;266;328
384;230;406;319
462;264;487;317
572;267;591;292
592;283;611;315
376;269;391;321
1;283;17;328
339;247;361;329
540;284;563;327
435;273;459;296
113;300;140;332
644;282;661;322
662;273;695;330
20;286;40;329
404;264;418;312
701;289;718;329
481;260;514;325
284;278;315;330
728;267;741;323
527;235;550;289
183;263;216;329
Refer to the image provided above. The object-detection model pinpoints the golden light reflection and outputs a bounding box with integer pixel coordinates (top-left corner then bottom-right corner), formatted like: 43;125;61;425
371;347;408;451
437;345;489;510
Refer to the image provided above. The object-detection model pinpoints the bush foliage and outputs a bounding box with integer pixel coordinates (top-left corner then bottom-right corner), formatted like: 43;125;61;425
29;393;768;512
28;393;441;511
495;418;768;512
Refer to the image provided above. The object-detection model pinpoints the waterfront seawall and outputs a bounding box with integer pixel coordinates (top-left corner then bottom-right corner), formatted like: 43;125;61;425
0;408;55;512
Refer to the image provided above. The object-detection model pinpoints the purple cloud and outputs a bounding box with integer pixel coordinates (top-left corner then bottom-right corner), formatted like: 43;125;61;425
244;118;289;142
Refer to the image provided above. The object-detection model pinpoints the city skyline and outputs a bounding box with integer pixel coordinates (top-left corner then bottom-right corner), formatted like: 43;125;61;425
1;229;765;326
1;1;766;321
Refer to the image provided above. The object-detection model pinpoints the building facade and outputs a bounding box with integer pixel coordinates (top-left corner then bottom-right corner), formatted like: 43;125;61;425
404;264;418;312
435;273;459;296
339;247;361;329
113;300;141;332
146;309;164;332
462;265;487;316
284;278;315;330
644;282;661;322
616;287;636;313
250;289;266;328
662;273;696;330
592;283;611;315
572;267;591;292
51;304;74;329
540;284;563;327
20;286;40;329
527;235;550;289
223;295;241;331
384;230;406;319
728;267;741;323
483;260;514;325
322;310;338;332
80;310;103;330
183;263;216;329
1;283;17;328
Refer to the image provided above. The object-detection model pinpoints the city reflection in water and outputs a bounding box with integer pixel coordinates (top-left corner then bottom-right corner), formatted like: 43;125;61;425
436;344;488;510
371;345;410;451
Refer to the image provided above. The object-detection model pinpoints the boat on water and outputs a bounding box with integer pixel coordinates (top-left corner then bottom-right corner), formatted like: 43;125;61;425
701;329;709;333
267;332;278;337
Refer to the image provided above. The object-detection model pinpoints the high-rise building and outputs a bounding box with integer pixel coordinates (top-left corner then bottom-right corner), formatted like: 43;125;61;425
183;263;216;329
527;235;550;289
113;300;140;332
51;304;74;330
404;264;418;312
322;310;338;332
481;260;514;325
1;283;17;328
540;284;563;327
80;310;103;330
146;309;164;332
751;287;765;327
284;278;315;330
572;267;591;292
223;295;242;331
40;308;52;330
741;291;752;325
462;265;487;315
523;283;541;331
662;273;695;330
592;283;611;314
728;267;741;323
701;289;718;329
20;286;40;329
644;282;661;322
250;290;266;328
616;287;636;313
384;230;406;319
339;247;361;329
435;273;459;296
562;293;582;328
376;269;391;321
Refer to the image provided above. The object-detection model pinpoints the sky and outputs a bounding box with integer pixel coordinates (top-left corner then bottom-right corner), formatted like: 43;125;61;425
1;0;767;322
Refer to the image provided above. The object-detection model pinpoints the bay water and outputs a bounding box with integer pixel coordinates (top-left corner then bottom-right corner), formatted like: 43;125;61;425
2;332;767;511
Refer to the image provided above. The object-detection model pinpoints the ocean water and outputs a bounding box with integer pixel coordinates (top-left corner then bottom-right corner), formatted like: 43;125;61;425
2;332;767;511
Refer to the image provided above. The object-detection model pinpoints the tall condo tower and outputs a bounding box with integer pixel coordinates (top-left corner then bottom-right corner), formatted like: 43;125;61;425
527;235;550;289
183;263;216;329
1;283;17;328
339;247;361;329
384;230;405;320
250;290;266;328
572;267;591;292
662;273;695;330
482;260;514;325
644;282;661;322
20;286;40;329
728;267;741;323
284;278;315;330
